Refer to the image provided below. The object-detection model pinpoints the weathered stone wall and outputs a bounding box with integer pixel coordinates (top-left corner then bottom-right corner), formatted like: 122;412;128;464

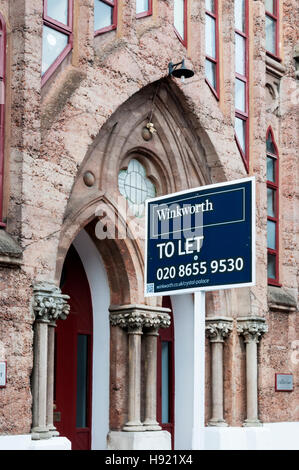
0;0;297;435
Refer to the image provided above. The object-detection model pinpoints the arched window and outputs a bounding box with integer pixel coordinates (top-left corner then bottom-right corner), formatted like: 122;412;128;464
118;159;156;218
174;0;187;47
42;0;73;85
94;0;117;36
205;0;219;98
234;0;249;171
136;0;152;18
266;127;280;285
0;14;6;226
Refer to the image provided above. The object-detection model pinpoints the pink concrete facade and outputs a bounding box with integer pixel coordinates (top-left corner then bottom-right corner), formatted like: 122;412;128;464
0;0;298;447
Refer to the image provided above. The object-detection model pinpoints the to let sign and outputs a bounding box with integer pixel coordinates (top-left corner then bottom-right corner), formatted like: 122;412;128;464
145;177;255;297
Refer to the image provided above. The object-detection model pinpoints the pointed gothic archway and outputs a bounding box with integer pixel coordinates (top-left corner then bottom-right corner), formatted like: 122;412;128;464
55;244;93;450
53;79;227;449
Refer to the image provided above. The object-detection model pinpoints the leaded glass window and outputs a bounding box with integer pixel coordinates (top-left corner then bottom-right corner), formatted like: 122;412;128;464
118;159;156;217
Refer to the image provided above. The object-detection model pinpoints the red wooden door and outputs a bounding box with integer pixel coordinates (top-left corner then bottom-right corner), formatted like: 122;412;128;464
54;245;93;450
157;296;175;448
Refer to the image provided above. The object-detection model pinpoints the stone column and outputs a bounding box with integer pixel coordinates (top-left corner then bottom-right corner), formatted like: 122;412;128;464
31;313;50;440
143;311;171;431
31;282;70;440
143;328;161;431
110;306;145;431
125;323;144;431
109;304;171;432
47;321;58;437
205;317;233;427
237;317;268;427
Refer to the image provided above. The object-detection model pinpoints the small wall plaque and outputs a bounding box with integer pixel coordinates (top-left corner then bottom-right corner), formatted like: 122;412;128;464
0;361;6;388
275;373;293;392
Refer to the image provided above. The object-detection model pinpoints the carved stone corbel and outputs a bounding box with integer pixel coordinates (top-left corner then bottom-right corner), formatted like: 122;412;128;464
32;282;70;324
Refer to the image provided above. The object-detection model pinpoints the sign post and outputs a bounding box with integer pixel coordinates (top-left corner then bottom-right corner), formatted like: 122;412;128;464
144;177;255;449
193;291;206;450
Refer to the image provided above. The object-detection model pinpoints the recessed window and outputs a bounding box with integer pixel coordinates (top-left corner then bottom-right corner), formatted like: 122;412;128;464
136;0;152;18
42;1;73;81
205;0;219;98
235;34;246;75
42;0;73;85
157;297;175;447
118;159;156;217
94;0;117;35
0;14;6;227
42;27;68;76
174;0;187;46
161;341;170;424
235;116;246;154
266;128;279;284
234;0;245;32
47;0;69;24
234;0;249;171
265;0;279;58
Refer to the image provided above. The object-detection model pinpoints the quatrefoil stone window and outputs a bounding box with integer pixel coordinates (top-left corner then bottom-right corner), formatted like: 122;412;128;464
118;159;156;217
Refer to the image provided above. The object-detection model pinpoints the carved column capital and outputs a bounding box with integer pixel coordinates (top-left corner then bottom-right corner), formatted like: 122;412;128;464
109;304;171;331
32;282;70;325
237;317;268;344
205;317;233;343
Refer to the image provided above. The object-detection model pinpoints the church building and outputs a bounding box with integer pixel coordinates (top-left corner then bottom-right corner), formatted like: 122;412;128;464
0;0;298;450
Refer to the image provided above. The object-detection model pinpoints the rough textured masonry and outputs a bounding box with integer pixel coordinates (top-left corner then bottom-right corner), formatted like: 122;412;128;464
0;0;297;449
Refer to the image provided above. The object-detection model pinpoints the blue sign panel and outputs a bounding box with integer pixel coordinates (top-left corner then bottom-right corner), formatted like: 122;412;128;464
145;177;255;296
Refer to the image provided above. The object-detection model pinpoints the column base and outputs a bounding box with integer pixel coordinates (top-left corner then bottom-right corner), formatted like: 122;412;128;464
143;425;162;431
107;430;171;450
49;426;60;437
143;419;162;431
243;419;263;427
31;426;52;440
123;421;145;432
208;418;228;427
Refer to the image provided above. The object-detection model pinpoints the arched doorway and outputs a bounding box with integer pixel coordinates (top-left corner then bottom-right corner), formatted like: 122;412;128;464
54;244;93;450
53;80;223;450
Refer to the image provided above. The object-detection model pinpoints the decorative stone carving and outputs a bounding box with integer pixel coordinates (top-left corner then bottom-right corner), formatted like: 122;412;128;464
142;126;152;141
265;81;280;116
237;317;268;343
109;304;171;331
33;282;70;324
83;171;95;187
206;317;233;343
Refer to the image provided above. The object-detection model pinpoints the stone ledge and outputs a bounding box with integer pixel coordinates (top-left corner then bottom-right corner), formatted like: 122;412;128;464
0;230;23;267
266;55;286;78
107;430;171;450
0;434;71;450
268;286;298;313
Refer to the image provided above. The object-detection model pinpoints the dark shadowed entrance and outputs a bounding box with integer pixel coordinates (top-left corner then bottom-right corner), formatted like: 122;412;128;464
54;245;93;450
